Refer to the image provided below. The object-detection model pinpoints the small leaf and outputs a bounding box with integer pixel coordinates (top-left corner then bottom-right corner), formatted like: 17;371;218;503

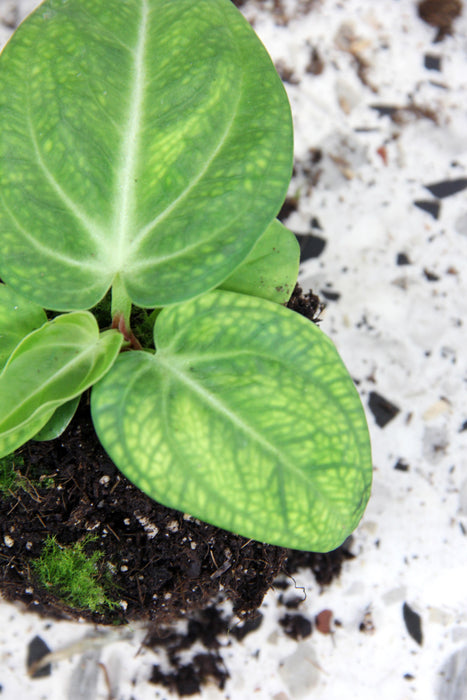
33;396;80;441
92;291;372;552
220;219;299;304
0;283;47;369
0;0;292;310
0;312;123;458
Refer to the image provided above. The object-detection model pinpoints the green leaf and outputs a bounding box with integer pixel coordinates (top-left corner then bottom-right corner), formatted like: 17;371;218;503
91;291;372;552
0;0;292;310
220;219;299;304
33;396;80;441
0;283;47;369
0;312;123;458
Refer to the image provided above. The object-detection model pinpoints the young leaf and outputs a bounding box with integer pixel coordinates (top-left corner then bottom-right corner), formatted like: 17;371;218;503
0;283;47;369
0;0;292;311
220;220;300;304
0;312;123;458
33;396;81;441
91;291;372;552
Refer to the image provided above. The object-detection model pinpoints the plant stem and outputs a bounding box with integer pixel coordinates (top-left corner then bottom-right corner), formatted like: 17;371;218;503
110;275;142;350
111;313;143;351
111;274;132;328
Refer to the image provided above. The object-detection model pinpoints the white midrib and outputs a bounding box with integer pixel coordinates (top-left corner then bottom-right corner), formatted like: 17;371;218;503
113;0;149;271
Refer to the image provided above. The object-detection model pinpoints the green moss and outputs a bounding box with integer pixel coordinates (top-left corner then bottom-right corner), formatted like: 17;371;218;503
32;535;119;613
0;453;24;494
39;475;55;489
0;451;56;495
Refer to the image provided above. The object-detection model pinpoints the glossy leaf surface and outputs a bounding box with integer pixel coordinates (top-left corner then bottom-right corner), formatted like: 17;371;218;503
220;220;300;304
0;0;292;310
33;396;81;441
92;291;372;551
0;283;47;369
0;312;123;458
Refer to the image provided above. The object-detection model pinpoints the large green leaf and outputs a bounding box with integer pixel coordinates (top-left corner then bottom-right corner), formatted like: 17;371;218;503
33;396;81;441
0;0;292;310
220;219;300;304
0;283;47;369
91;291;372;552
0;312;123;458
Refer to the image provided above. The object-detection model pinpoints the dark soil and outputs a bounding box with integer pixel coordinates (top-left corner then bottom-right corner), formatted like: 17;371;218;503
1;398;286;626
2;286;355;692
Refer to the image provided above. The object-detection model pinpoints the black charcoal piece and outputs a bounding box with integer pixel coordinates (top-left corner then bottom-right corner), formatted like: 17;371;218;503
397;252;411;265
370;104;398;117
27;636;52;678
368;392;400;428
296;233;326;261
320;289;341;301
283;595;305;609
424;178;467;198
459;420;467;432
424;54;441;71
394;459;410;471
310;216;323;230
403;602;423;645
414;199;440;219
231;613;263;641
423;268;440;281
279;613;312;640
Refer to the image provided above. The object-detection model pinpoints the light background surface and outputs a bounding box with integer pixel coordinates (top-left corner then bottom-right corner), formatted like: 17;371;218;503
0;1;466;698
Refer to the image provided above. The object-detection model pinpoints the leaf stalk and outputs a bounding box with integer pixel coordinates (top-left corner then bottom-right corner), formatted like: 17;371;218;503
111;275;142;350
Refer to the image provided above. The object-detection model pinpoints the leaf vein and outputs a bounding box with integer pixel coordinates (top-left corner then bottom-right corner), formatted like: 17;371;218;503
26;95;104;248
128;76;244;257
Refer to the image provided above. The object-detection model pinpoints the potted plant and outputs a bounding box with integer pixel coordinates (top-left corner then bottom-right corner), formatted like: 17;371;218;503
0;0;372;626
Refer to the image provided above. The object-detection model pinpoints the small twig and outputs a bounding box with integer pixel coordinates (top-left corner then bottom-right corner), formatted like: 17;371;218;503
136;576;144;606
27;627;140;677
210;553;232;580
98;662;114;700
35;513;47;529
105;524;120;542
210;552;232;581
109;476;120;494
6;498;21;516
